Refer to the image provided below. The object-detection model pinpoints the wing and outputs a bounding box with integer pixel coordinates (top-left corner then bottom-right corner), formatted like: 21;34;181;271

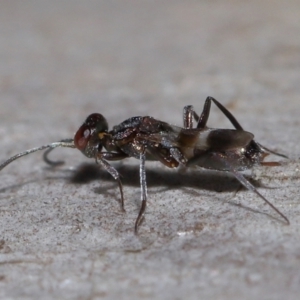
138;122;254;152
204;128;254;151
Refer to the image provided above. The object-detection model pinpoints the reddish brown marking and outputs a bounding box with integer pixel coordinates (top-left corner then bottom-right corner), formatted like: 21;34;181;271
74;126;91;151
260;161;282;167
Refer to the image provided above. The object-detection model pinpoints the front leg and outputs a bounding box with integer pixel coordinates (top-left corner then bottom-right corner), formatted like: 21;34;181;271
134;148;147;233
96;155;125;211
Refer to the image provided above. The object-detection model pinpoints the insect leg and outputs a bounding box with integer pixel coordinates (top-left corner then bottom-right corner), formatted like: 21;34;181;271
183;97;212;129
101;152;129;161
230;168;289;225
95;156;125;211
191;152;290;224
183;105;196;129
196;97;212;129
43;139;74;166
199;97;288;158
170;148;187;165
134;149;147;233
202;96;244;130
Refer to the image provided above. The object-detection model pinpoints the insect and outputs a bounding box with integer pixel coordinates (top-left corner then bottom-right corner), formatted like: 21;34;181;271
0;97;289;232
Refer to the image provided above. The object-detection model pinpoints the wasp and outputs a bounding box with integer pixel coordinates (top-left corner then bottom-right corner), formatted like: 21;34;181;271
0;97;289;232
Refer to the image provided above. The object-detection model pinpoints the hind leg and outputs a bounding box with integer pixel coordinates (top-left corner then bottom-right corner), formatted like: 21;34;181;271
183;97;211;129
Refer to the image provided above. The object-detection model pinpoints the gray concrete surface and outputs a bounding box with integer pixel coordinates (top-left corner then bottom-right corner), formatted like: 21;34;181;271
1;1;300;299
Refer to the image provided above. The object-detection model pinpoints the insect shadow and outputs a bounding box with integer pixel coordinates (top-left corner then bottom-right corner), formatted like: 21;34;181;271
0;163;239;195
68;162;284;224
70;162;273;203
0;160;283;225
70;162;240;190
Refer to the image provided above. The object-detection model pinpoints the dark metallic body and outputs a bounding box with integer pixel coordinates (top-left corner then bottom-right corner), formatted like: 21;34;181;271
0;97;289;232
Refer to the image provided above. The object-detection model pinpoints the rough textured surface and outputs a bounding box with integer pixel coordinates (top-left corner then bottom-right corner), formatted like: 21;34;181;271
1;1;300;299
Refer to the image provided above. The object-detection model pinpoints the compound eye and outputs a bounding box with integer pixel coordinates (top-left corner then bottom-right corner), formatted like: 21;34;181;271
74;113;108;151
74;125;91;151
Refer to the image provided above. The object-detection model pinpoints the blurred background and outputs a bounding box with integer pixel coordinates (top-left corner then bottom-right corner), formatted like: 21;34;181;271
1;1;299;134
